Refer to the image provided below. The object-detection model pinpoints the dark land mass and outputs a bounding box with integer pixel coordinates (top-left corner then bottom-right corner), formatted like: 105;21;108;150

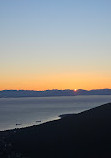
0;103;111;158
0;89;111;98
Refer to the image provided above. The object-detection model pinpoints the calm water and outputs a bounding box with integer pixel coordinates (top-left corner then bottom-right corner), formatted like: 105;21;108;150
0;95;111;131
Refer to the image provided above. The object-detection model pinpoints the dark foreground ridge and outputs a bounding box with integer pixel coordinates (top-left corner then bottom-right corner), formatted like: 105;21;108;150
0;103;111;158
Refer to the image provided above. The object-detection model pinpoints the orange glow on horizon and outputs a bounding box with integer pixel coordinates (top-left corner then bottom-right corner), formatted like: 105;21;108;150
0;72;111;91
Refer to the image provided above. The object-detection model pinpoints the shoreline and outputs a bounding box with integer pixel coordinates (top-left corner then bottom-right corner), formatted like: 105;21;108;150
0;116;60;132
0;102;109;132
0;107;93;132
0;95;111;132
0;112;79;132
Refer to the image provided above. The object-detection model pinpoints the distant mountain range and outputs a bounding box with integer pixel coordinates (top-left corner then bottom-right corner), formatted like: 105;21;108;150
0;89;111;98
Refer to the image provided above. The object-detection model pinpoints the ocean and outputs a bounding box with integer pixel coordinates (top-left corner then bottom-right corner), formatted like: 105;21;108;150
0;95;111;131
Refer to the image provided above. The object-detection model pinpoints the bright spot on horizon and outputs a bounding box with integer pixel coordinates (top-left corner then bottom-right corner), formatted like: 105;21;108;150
74;89;77;92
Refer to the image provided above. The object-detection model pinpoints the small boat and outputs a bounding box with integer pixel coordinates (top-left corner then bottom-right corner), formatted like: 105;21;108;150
16;123;21;126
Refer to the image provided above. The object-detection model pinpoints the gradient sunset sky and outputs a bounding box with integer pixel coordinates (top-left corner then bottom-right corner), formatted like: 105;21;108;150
0;0;111;90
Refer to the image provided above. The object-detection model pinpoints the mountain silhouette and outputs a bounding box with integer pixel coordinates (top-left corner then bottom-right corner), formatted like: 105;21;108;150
0;89;111;98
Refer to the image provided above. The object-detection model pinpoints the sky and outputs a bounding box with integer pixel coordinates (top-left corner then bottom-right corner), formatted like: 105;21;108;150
0;0;111;90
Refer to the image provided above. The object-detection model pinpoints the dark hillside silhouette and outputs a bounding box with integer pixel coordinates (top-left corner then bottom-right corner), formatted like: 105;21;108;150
0;103;111;157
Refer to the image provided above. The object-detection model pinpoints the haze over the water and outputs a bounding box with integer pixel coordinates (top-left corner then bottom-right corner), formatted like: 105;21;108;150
0;0;111;90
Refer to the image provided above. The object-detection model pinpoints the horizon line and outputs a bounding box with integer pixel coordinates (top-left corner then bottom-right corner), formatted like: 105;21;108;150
0;88;110;92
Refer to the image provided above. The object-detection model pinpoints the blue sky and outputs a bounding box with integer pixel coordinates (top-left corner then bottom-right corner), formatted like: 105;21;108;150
0;0;111;90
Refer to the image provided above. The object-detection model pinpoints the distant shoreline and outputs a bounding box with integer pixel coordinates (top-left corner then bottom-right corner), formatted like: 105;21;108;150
1;94;111;99
0;89;111;98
